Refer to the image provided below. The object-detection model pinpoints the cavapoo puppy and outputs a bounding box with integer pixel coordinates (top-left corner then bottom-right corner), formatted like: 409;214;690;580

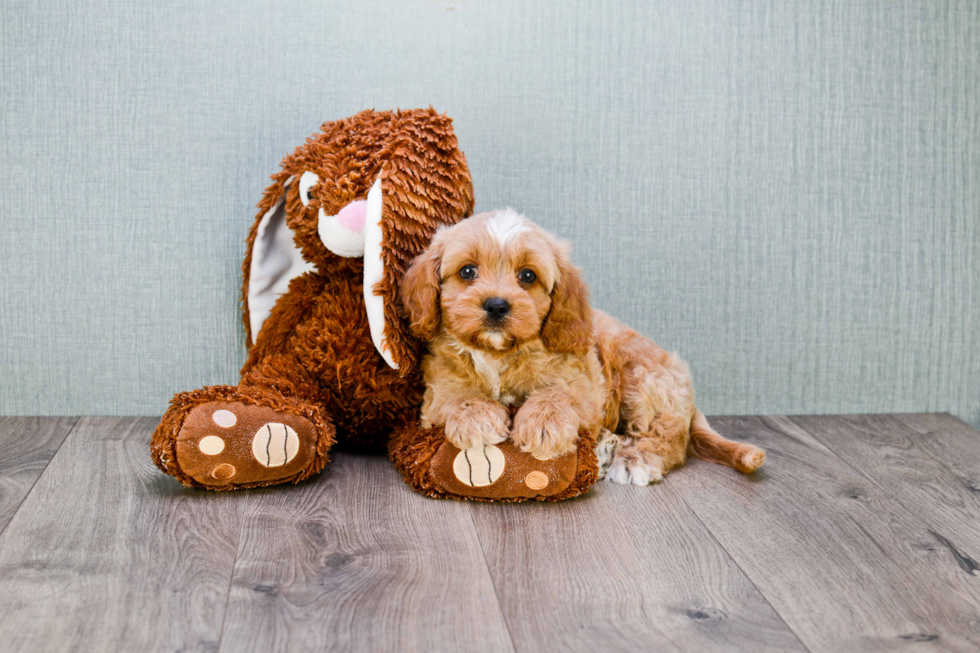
400;209;764;485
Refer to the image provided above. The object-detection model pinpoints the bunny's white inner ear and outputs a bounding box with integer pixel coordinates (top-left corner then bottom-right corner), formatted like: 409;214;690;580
363;175;397;369
247;177;315;341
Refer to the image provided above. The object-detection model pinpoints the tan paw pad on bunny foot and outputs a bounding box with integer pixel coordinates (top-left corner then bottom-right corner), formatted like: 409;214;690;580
175;401;316;487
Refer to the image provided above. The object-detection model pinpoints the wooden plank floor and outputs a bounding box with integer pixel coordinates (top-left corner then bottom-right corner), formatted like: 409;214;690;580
1;414;979;652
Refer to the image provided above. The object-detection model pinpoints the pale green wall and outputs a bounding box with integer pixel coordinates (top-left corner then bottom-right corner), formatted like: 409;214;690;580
2;0;978;425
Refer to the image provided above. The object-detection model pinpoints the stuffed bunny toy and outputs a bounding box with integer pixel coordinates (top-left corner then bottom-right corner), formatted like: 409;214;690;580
151;108;475;489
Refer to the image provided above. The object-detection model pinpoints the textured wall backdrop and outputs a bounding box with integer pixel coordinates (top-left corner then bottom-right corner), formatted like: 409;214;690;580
2;0;978;426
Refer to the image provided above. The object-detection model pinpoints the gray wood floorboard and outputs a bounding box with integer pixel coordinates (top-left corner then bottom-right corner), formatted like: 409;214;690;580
469;479;807;653
894;413;980;500
218;452;514;653
0;417;247;653
4;413;980;652
668;415;980;653
0;416;77;535
788;414;980;589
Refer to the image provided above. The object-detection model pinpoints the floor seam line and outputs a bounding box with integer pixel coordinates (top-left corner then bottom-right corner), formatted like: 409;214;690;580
784;415;980;562
0;416;80;541
665;474;816;653
215;489;250;653
467;506;519;653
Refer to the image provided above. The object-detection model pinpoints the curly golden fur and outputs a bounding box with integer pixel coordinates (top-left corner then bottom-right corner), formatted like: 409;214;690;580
401;209;765;484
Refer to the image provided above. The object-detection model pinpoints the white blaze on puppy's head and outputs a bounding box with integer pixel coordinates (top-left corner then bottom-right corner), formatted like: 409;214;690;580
484;208;529;253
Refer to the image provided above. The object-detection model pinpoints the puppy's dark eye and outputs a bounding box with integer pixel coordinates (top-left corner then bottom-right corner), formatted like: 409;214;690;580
459;265;478;280
518;269;537;284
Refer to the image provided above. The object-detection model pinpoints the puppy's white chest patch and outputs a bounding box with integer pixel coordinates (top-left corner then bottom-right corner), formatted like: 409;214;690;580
468;349;507;401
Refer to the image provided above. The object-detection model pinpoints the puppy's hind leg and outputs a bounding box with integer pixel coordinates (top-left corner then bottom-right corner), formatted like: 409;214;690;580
595;429;622;480
604;435;667;486
604;360;696;485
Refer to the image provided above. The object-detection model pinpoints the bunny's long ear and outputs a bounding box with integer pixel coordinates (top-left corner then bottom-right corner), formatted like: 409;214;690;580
362;174;396;368
241;174;315;348
360;110;475;373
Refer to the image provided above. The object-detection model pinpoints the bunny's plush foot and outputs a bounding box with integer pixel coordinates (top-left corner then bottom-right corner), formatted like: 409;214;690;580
389;421;600;502
151;386;335;490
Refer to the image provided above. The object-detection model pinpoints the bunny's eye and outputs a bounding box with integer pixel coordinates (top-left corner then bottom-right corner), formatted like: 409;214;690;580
299;171;319;207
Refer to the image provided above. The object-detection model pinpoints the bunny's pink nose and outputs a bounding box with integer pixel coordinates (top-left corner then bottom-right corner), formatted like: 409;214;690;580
337;200;367;233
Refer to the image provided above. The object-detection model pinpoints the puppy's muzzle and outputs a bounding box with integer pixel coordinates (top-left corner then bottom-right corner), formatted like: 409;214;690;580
482;297;511;324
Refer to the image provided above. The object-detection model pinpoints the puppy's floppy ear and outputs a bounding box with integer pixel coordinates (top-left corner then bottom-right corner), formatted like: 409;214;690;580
541;242;594;356
400;232;446;342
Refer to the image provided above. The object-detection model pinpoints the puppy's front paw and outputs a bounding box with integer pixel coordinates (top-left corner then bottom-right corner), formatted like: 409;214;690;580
512;401;579;460
444;401;510;451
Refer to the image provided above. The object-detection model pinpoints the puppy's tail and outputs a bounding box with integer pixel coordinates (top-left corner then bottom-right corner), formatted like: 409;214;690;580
687;409;765;474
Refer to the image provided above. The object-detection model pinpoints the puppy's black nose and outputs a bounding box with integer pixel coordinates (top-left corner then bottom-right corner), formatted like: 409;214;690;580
483;297;511;322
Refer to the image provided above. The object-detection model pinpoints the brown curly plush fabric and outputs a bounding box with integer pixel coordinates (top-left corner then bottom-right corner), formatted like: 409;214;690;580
151;109;474;490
